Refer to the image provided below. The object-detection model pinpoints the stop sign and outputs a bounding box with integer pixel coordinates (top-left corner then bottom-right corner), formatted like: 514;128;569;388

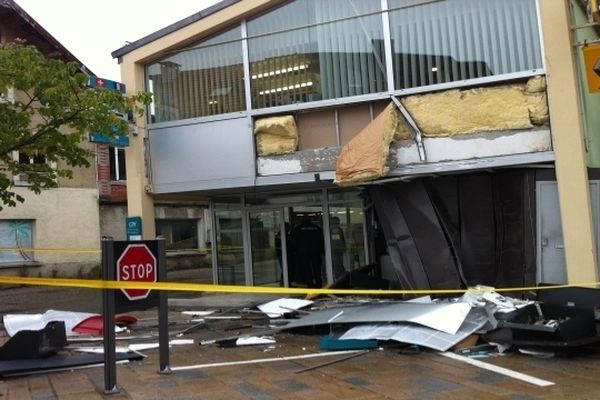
117;244;157;301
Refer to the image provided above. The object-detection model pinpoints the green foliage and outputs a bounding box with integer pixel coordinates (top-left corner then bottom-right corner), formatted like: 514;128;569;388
0;41;152;209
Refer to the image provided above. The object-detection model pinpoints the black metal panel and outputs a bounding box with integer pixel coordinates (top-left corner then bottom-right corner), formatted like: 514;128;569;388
458;174;496;286
493;171;536;288
0;321;66;361
369;181;463;290
369;170;536;290
369;185;430;290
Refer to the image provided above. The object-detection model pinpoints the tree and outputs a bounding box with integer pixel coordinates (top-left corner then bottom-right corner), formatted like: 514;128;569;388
0;41;152;210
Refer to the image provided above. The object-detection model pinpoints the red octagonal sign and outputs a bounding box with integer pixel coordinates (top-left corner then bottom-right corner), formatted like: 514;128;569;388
117;244;157;301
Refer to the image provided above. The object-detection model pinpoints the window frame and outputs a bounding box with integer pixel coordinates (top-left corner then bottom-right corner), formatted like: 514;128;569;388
144;0;545;128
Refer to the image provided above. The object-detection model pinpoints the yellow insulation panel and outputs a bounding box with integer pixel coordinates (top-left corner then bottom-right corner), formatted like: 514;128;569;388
335;103;405;185
254;115;299;156
402;77;548;137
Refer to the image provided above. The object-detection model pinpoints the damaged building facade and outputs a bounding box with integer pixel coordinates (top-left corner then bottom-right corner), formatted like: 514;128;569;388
112;0;598;290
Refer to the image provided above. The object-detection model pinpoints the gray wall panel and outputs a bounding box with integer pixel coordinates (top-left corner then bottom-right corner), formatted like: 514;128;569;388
149;117;255;193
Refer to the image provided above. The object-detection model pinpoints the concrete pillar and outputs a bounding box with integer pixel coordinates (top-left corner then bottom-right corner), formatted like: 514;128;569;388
539;0;598;283
121;61;156;239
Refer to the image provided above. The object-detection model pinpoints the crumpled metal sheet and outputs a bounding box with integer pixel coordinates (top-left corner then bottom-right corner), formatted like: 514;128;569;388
339;307;492;352
280;301;471;335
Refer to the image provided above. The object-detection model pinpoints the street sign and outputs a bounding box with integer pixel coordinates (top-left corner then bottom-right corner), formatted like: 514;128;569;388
101;238;169;393
89;132;129;147
126;216;143;241
116;243;157;301
87;76;126;93
87;76;130;147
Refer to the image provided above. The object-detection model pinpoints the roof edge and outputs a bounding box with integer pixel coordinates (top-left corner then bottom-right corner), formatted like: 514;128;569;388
111;0;240;60
2;0;94;75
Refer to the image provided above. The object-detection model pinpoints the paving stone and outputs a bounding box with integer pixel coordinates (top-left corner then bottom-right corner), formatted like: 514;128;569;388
410;376;462;392
343;376;372;387
234;382;278;400
275;378;311;391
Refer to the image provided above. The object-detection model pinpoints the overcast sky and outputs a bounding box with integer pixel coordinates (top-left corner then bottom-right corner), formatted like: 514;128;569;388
14;0;220;82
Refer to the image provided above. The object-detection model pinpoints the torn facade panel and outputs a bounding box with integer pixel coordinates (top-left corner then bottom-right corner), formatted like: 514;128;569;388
334;103;409;186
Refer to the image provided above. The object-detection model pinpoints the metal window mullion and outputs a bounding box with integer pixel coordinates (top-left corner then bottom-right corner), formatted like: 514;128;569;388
322;188;333;286
210;200;219;284
114;147;120;181
362;202;370;266
334;109;340;146
381;0;395;93
241;195;253;286
241;20;253;112
279;208;289;287
534;0;546;72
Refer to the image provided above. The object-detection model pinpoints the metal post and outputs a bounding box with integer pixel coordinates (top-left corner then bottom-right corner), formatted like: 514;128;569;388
101;237;119;394
157;237;171;374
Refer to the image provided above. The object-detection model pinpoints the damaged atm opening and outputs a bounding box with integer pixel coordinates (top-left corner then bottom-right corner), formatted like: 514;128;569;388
249;76;548;291
212;169;539;291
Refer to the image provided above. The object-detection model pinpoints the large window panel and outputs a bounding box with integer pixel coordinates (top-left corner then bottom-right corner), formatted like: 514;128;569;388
248;0;386;108
146;26;245;123
247;0;381;36
388;0;543;89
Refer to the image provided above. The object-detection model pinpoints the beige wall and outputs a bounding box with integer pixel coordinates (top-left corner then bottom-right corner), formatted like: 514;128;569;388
539;1;598;283
0;188;101;276
120;0;278;239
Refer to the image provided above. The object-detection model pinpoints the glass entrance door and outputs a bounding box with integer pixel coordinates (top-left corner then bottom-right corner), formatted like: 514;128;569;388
249;209;286;286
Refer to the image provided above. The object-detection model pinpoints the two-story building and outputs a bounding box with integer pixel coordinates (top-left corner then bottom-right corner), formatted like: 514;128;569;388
112;0;599;290
0;0;102;277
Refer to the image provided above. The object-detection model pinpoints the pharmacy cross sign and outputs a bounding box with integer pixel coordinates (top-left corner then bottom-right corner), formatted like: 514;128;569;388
116;244;157;300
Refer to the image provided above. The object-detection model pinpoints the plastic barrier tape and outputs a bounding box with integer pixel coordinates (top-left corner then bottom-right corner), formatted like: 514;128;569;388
0;276;598;296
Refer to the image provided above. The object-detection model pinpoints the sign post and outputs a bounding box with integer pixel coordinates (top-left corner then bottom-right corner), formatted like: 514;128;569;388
101;237;169;394
101;237;118;395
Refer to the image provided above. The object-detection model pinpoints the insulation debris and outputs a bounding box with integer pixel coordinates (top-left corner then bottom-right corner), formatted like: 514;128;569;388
335;103;408;185
401;77;549;136
254;115;299;156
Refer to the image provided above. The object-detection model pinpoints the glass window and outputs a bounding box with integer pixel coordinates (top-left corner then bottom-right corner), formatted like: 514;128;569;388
245;191;322;206
214;208;245;285
156;219;198;250
247;0;381;36
248;0;387;108
0;220;34;264
388;0;543;88
147;25;245;122
329;204;366;281
109;146;126;181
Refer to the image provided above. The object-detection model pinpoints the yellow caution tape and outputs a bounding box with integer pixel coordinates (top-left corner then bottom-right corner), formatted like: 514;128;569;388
0;247;101;253
0;276;598;296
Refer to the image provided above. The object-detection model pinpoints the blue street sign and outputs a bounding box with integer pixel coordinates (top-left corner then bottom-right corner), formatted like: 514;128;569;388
89;132;129;147
87;76;126;93
87;76;130;147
